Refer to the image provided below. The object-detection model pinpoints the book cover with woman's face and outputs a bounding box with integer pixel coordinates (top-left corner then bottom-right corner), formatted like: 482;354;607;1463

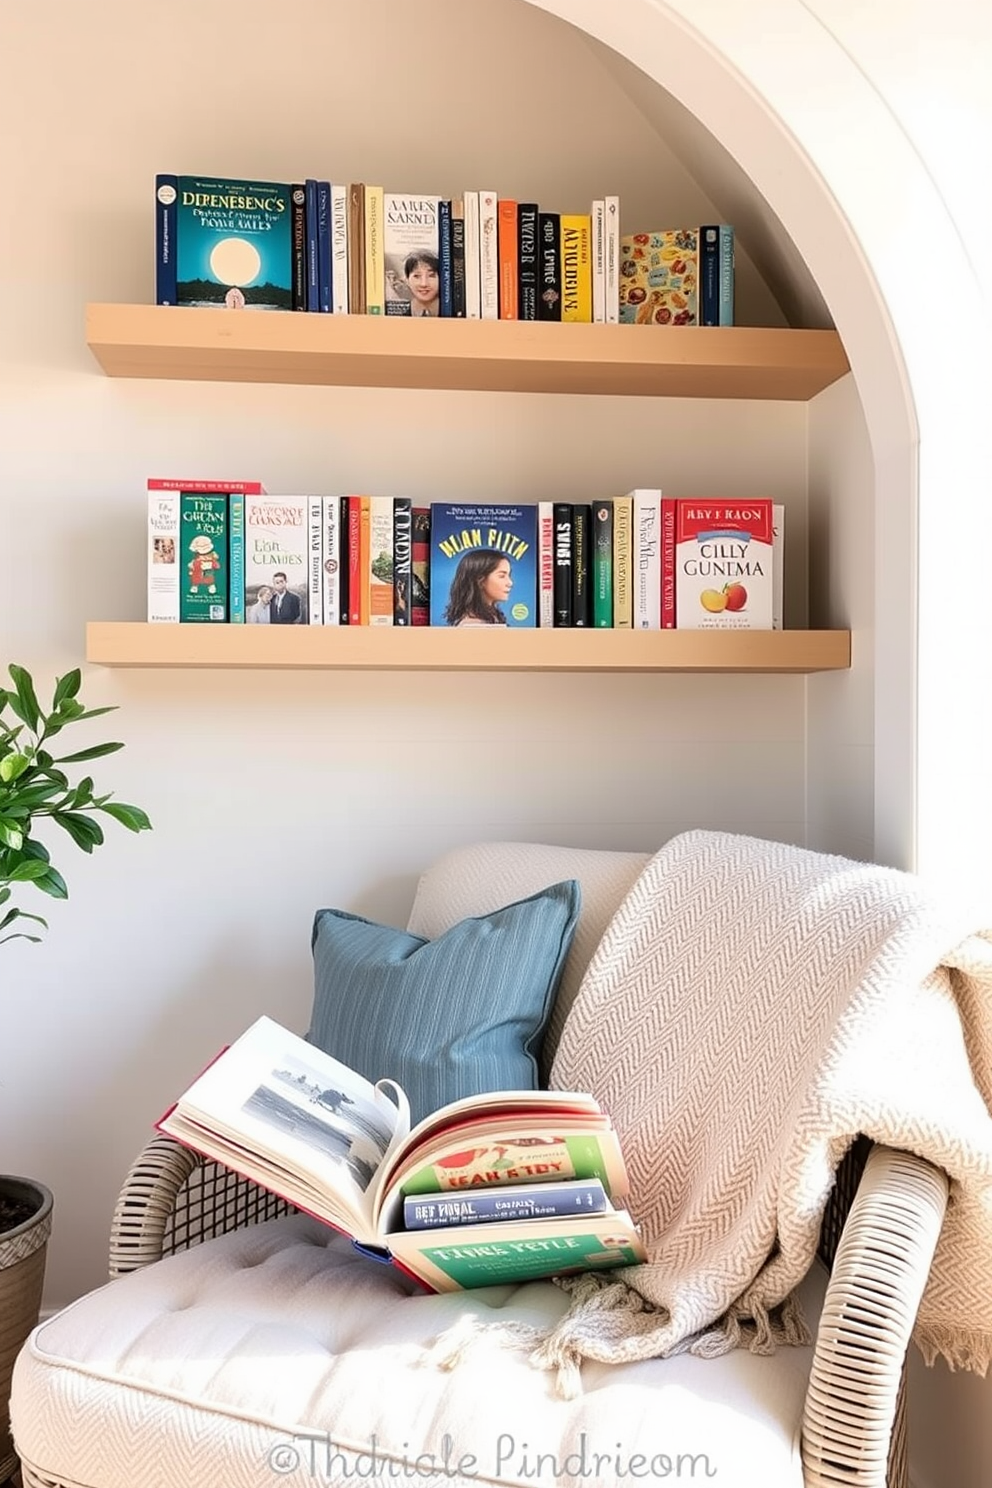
429;504;538;628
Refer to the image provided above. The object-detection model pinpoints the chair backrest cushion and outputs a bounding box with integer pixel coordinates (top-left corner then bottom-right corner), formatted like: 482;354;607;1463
407;841;651;1082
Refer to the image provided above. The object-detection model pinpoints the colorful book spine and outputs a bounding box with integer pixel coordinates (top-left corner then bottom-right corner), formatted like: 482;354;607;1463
560;215;592;323
571;503;592;627
661;498;677;629
631;489;662;630
154;174;178;306
463;191;481;320
592;500;614;628
228;493;245;623
479;190;499;320
403;1178;609;1230
338;496;350;625
450;198;466;318
347;497;362;624
700;225;719;327
591;199;606;323
364;186;385;314
317;181;332;313
517;203;539;321
537;500;555;628
305;179;319;312
321;496;341;625
612;493;633;628
331;186;349;314
553;502;573;628
290;184;307;311
147;488;180;622
348;184;366;314
438;199;453;318
369;496;394;625
604;195;620;324
393;498;412;626
411;506;430;626
497;199;518;319
538;212;561;321
719;225;735;325
359;495;372;624
308;496;323;623
180;494;228;623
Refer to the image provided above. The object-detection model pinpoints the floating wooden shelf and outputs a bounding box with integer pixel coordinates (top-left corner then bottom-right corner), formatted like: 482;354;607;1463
85;623;851;673
85;304;849;401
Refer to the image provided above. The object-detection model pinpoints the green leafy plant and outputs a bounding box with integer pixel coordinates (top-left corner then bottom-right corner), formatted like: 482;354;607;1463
0;664;152;946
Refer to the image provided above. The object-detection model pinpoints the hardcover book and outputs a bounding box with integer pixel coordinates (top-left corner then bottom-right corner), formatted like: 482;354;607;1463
383;194;440;317
403;1177;609;1230
147;477;264;625
672;499;775;629
560;214;592;322
619;228;699;326
411;506;431;626
158;1015;644;1292
243;494;316;625
168;176;293;310
369;496;394;626
429;503;538;629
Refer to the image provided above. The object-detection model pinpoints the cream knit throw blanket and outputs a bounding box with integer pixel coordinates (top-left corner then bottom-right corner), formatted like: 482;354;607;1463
433;830;992;1394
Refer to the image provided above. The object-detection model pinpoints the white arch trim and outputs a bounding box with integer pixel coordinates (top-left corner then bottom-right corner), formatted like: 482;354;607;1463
525;0;991;891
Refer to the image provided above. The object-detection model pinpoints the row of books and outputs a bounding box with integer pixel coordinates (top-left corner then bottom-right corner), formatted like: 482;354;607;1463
148;481;783;630
159;1014;646;1291
154;174;734;327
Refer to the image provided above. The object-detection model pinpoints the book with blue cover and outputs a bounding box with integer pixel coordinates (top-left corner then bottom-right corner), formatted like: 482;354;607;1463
429;503;538;628
164;176;293;310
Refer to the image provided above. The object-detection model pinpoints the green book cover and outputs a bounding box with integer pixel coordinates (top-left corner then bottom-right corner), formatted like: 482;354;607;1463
399;1132;619;1197
389;1214;646;1290
592;500;614;627
175;177;292;310
180;494;228;622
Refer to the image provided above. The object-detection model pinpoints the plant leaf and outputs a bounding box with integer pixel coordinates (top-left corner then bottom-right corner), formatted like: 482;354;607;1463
0;752;31;783
52;670;82;707
5;858;51;883
7;665;42;731
52;811;104;851
0;931;44;945
53;741;125;764
33;868;69;900
74;706;119;722
0;820;25;850
98;801;153;832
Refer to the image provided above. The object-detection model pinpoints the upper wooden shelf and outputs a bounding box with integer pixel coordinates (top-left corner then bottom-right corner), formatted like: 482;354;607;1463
85;304;849;401
86;623;851;673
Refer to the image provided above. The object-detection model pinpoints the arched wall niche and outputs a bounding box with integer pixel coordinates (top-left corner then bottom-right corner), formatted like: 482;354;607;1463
524;0;991;896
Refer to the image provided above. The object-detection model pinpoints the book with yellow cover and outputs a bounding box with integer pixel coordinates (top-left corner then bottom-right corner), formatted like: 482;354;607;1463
560;214;592;322
364;185;385;314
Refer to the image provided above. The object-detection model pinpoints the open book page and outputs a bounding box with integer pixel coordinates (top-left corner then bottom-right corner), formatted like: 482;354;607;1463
157;1016;409;1240
372;1114;630;1234
386;1208;647;1292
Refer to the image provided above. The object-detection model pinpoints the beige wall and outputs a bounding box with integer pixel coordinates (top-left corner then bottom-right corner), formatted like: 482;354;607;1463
0;0;830;1309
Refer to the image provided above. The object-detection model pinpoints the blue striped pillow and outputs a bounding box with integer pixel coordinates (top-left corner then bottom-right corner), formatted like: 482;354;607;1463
308;881;581;1125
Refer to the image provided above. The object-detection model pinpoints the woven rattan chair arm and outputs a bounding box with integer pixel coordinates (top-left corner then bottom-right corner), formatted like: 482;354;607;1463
108;1135;202;1277
802;1145;949;1488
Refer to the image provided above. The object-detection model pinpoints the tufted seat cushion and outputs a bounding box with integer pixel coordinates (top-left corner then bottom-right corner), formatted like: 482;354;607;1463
13;1213;825;1488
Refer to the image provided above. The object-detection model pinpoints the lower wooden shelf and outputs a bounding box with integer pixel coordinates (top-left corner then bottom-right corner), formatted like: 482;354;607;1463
85;623;851;673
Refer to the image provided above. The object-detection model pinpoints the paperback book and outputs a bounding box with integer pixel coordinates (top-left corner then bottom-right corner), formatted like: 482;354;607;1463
429;503;538;628
243;494;320;625
158;1015;644;1292
157;175;294;311
670;498;775;629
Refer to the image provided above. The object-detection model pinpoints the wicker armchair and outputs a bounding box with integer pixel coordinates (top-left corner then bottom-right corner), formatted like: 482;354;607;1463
81;1132;948;1488
12;842;954;1488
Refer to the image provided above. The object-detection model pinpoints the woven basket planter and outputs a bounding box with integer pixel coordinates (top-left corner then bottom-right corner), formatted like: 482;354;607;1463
0;1177;53;1485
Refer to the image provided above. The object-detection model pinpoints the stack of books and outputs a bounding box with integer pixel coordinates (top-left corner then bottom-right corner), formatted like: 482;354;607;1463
158;1014;646;1292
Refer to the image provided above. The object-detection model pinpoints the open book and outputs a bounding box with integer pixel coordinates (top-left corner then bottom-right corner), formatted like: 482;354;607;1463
157;1015;647;1290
